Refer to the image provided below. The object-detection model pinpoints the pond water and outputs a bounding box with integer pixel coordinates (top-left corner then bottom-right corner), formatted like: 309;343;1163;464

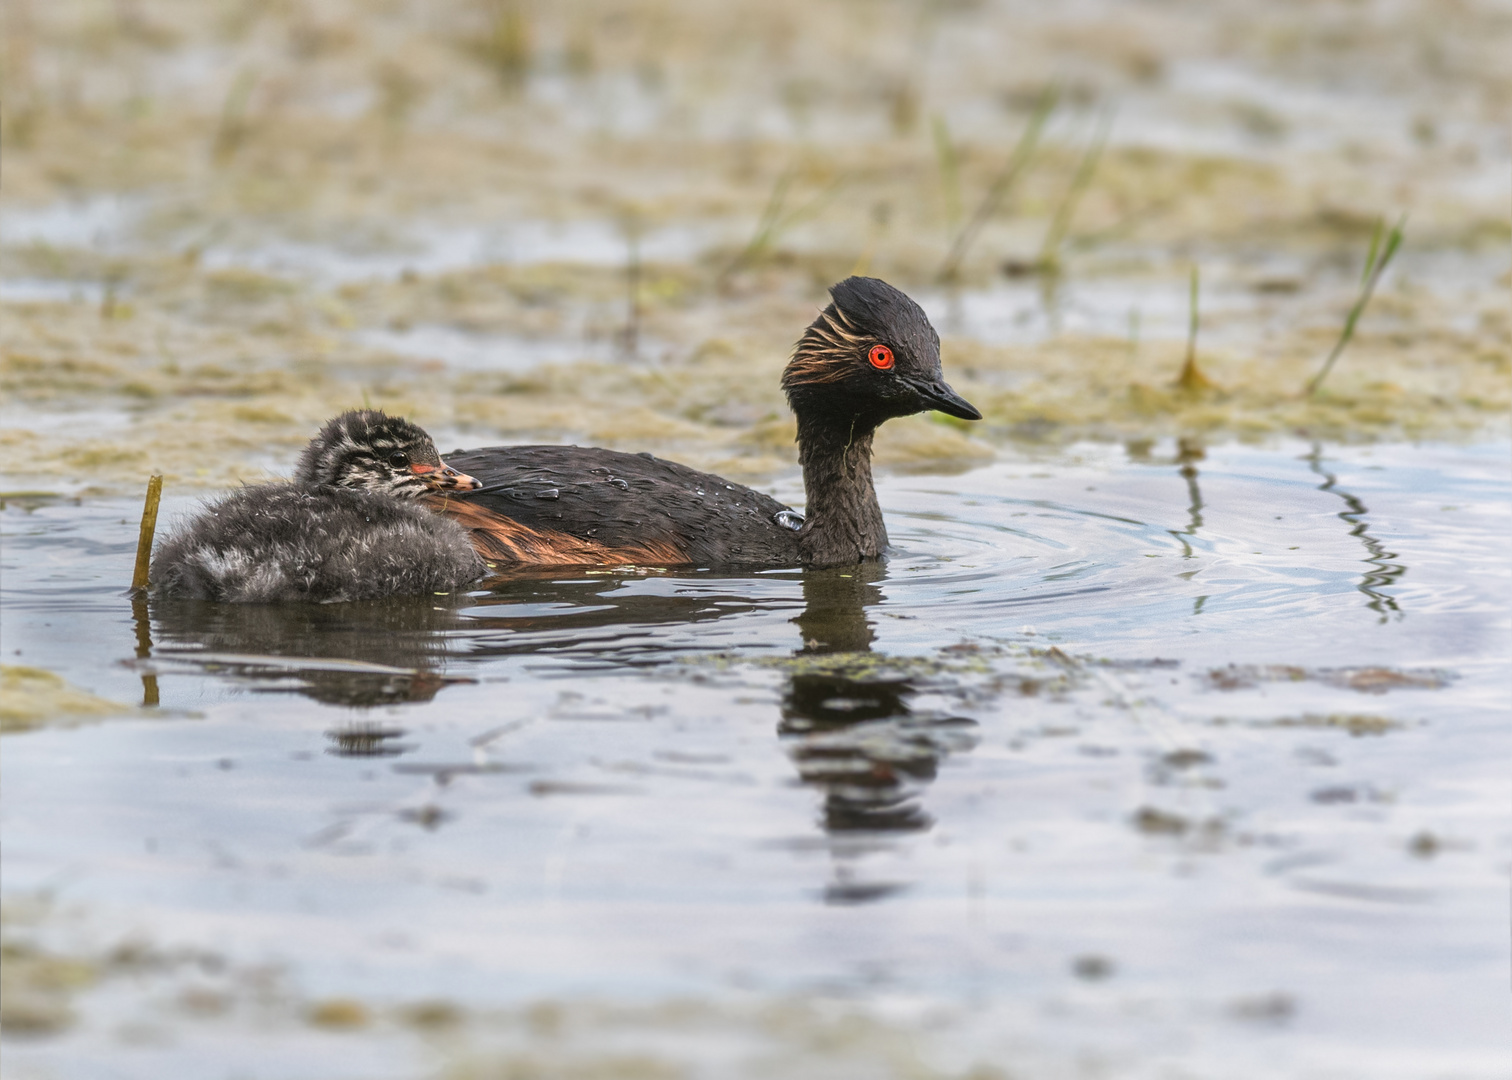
3;438;1507;1077
4;0;1510;1072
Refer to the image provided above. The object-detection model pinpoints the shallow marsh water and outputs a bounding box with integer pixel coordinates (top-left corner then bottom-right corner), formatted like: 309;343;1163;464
3;0;1512;1075
3;440;1509;1077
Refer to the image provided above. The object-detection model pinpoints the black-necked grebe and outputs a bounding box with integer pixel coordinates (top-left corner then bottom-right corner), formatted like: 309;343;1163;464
433;277;980;568
152;410;486;602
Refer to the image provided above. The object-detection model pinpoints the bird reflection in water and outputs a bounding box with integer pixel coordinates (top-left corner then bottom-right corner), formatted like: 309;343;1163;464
139;567;784;708
144;596;468;709
139;560;982;849
782;565;979;845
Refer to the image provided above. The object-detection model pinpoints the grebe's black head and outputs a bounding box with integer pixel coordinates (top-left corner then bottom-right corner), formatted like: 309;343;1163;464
294;410;481;498
781;276;981;430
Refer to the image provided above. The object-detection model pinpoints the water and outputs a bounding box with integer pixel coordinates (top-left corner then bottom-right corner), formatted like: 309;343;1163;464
4;0;1509;1070
7;186;1500;377
3;439;1507;1076
352;322;666;373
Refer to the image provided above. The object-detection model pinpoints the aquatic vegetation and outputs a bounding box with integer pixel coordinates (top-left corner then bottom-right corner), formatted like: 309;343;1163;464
723;166;850;282
210;70;259;167
3;242;1503;496
0;938;96;1036
1305;215;1408;397
1205;664;1450;693
937;84;1058;283
1173;264;1215;393
1033;110;1113;275
1281;713;1405;736
0;666;129;734
463;1;534;90
696;647;996;681
305;998;371;1030
1;1;1503;500
130;474;162;593
930;115;964;243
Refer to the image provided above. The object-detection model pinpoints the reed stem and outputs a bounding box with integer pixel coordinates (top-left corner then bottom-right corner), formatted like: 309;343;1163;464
131;474;163;594
932;114;963;239
1175;264;1214;392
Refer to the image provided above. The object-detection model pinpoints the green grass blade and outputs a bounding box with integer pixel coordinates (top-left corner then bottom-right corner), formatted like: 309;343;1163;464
937;83;1058;282
1188;263;1200;346
1378;216;1405;270
724;169;795;277
1306;215;1407;397
1175;264;1214;392
1037;109;1112;267
932;114;963;237
1361;216;1385;285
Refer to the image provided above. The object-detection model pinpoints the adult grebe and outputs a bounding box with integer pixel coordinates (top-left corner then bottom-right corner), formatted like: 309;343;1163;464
435;277;979;568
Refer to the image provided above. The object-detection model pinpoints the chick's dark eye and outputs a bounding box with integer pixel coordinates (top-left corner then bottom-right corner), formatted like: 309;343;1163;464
388;451;410;468
868;344;895;370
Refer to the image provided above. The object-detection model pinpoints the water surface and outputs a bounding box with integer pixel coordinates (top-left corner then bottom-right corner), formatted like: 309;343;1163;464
3;439;1507;1077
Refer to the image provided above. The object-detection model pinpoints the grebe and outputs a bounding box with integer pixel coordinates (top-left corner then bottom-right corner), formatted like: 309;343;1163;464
434;277;979;568
152;410;486;602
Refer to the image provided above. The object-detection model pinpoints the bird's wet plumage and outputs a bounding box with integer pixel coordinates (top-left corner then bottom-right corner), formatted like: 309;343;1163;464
151;278;977;593
443;277;979;569
294;410;481;498
152;410;487;603
431;447;800;567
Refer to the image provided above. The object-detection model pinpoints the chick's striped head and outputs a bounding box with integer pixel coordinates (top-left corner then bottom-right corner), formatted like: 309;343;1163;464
294;410;481;498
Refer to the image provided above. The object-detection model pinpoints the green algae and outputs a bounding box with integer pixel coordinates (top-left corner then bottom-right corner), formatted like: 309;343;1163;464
1;896;1011;1078
0;892;1010;1074
1255;713;1407;737
2;238;1504;495
1205;665;1451;694
691;649;996;681
3;1;1508;495
0;940;97;1036
0;666;131;735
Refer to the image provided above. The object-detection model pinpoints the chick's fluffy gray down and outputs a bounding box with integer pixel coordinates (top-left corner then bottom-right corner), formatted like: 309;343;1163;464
152;485;486;603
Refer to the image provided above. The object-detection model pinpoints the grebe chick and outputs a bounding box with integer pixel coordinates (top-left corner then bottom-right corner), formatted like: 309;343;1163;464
434;276;980;568
152;410;486;603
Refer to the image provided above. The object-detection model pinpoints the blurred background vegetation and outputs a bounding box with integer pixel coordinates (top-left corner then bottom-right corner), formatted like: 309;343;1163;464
1;0;1508;495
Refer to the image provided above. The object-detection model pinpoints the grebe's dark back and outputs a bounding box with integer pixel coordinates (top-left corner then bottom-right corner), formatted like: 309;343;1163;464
435;277;979;568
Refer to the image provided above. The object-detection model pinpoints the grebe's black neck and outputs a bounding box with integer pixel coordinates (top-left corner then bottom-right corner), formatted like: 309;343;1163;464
795;412;886;567
780;277;980;568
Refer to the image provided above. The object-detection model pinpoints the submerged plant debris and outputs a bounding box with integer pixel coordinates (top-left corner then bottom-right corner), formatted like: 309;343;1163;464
1205;664;1453;693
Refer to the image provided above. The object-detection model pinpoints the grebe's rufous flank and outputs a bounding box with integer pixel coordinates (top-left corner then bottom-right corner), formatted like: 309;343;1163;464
434;276;980;568
152;410;486;603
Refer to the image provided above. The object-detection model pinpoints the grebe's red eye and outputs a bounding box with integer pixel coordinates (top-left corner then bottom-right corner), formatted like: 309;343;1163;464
868;344;895;370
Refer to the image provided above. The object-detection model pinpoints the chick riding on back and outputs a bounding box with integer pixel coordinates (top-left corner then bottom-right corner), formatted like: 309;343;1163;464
152;410;486;603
